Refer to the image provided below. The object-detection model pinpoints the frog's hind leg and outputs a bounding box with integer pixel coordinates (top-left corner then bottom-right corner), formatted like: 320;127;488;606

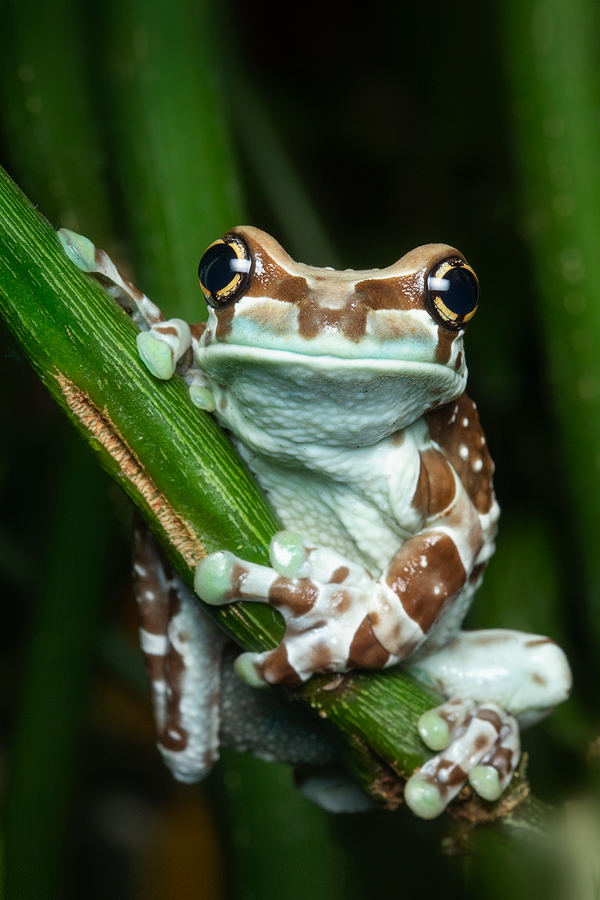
133;522;227;782
403;629;572;818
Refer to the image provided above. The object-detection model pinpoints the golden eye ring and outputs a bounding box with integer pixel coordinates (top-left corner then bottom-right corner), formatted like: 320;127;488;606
198;233;252;308
426;258;479;330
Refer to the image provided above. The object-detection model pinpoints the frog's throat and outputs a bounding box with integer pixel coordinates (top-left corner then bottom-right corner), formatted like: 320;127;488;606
197;344;467;447
197;343;467;384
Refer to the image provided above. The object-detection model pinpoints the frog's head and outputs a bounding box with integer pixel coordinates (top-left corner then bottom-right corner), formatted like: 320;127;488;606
195;227;478;448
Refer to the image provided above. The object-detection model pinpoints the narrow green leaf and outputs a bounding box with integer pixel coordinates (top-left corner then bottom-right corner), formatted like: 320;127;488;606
501;0;600;648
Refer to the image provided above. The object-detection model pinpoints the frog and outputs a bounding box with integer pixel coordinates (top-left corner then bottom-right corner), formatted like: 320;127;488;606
58;225;572;819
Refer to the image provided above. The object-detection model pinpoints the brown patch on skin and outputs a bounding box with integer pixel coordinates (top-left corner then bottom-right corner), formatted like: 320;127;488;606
246;270;308;304
532;673;547;686
214;305;235;340
160;636;188;752
424;761;467;798
267;275;309;304
425;392;495;515
441;707;472;736
435;328;458;366
476;708;502;733
525;638;555;647
455;351;463;370
390;430;405;446
331;590;352;614
418;448;458;517
297;296;367;342
355;277;422;311
227;563;249;599
134;526;170;635
155;324;178;336
268;577;319;616
347;617;391;669
330;566;350;584
411;452;430;519
489;745;515;777
474;734;490;753
386;531;467;633
261;644;302;685
446;764;469;789
190;321;206;340
57;377;205;568
148;581;189;753
309;643;335;672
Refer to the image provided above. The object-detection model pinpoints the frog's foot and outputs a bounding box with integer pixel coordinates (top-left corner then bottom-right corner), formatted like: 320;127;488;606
194;530;389;686
136;322;193;380
404;698;520;820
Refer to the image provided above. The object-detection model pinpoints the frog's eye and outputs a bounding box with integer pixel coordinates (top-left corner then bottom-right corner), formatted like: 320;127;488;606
426;258;479;330
198;234;252;308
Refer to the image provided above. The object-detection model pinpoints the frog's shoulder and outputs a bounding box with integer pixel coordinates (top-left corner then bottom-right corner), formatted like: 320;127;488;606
424;393;495;516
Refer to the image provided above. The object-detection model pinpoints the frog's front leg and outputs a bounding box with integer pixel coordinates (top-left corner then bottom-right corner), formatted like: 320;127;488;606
194;477;484;687
58;228;201;385
403;630;572;818
195;531;394;686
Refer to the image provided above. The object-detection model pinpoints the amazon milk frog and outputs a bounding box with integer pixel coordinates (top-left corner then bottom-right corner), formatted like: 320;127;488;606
59;226;572;819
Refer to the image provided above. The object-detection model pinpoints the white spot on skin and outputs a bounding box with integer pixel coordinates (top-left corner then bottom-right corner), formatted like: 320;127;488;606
433;586;441;596
459;445;469;460
480;436;486;446
420;555;428;567
144;590;156;601
462;418;469;427
134;564;147;577
472;458;483;473
140;630;169;655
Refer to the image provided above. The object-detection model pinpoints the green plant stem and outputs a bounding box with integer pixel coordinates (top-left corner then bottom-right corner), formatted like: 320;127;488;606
0;163;554;838
501;0;600;649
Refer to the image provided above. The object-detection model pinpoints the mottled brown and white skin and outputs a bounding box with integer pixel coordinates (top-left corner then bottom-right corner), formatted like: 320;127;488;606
59;226;572;819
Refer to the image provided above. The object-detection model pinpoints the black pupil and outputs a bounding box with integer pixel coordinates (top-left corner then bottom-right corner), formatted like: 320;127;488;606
199;243;238;294
438;266;478;316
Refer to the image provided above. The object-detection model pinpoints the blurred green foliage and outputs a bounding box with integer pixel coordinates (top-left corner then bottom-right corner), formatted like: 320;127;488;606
0;0;598;898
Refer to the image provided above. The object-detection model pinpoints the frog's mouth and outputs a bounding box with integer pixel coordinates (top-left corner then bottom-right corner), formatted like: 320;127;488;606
198;341;465;384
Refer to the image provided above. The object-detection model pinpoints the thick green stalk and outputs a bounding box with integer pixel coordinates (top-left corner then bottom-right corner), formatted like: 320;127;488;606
501;0;600;647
